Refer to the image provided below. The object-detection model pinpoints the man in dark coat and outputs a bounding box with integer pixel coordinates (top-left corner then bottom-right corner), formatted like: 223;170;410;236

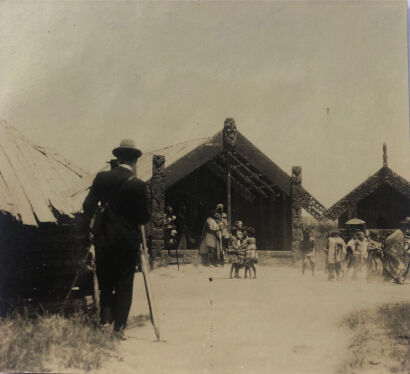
82;139;150;334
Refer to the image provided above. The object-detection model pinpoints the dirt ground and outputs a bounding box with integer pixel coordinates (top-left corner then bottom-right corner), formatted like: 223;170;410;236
100;264;410;374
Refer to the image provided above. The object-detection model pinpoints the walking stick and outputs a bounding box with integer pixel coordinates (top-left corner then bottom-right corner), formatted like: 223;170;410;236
90;246;100;316
174;236;180;271
219;234;224;267
139;225;161;341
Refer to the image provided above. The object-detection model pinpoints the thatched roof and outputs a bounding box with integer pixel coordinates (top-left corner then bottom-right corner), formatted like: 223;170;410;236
0;121;89;226
70;129;326;220
325;166;410;221
70;130;290;197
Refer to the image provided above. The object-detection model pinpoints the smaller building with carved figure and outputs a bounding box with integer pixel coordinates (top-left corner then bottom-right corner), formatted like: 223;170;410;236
325;144;410;229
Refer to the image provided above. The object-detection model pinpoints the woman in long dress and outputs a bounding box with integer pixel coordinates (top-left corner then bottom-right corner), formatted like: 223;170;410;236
199;213;222;266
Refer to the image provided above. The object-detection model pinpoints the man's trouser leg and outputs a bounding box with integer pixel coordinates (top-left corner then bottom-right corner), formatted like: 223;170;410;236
95;246;116;325
113;248;138;332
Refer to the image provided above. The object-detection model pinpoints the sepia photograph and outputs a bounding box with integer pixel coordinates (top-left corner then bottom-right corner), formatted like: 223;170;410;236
1;0;410;373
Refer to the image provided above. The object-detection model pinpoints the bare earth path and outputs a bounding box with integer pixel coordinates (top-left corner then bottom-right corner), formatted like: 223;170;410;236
100;265;410;374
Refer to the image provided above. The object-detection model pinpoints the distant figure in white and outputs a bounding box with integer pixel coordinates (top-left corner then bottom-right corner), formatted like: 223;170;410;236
326;231;346;281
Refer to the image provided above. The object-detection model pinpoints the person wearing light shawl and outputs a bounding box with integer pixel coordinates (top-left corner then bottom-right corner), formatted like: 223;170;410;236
352;231;368;280
326;231;346;280
199;211;222;266
383;218;410;284
366;231;383;281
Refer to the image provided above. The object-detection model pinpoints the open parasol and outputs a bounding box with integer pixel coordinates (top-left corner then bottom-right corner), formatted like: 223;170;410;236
345;218;366;226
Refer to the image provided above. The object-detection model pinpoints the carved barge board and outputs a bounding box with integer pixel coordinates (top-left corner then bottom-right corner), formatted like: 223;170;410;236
151;155;166;258
291;166;303;252
298;186;327;221
206;162;255;202
230;153;276;194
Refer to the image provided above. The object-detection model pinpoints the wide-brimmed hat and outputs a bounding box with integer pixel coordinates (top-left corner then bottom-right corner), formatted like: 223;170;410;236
112;139;142;160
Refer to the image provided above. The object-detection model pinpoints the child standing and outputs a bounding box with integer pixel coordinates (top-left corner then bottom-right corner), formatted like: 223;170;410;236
227;227;241;279
242;227;258;279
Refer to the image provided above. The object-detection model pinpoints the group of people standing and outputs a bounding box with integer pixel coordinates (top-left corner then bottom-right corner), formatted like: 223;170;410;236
199;204;230;266
164;206;178;250
325;230;376;281
300;218;410;283
227;222;258;279
199;204;258;278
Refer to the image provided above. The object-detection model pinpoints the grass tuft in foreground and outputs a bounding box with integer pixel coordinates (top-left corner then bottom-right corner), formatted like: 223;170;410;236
340;302;410;374
0;310;120;373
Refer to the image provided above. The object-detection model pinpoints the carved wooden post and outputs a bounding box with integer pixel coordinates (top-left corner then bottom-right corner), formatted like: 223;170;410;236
291;166;303;256
151;155;165;266
223;117;237;231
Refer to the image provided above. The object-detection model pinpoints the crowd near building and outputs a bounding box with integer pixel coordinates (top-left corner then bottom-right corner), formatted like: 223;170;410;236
0;118;410;314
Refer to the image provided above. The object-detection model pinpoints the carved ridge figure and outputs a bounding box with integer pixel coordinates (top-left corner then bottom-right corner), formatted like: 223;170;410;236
223;117;237;151
292;166;302;185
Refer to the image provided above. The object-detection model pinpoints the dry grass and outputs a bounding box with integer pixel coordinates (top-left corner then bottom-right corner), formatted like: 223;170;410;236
0;310;121;373
340;302;410;373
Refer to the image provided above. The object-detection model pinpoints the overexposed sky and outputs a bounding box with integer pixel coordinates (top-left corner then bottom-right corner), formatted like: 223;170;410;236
1;0;409;207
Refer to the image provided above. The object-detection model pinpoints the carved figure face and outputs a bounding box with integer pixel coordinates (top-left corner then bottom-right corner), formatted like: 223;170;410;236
153;155;165;169
292;166;302;185
223;118;237;150
292;167;301;177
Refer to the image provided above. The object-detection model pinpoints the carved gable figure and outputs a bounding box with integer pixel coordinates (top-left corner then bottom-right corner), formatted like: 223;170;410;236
223;117;237;151
383;142;388;167
152;155;165;179
292;166;302;185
